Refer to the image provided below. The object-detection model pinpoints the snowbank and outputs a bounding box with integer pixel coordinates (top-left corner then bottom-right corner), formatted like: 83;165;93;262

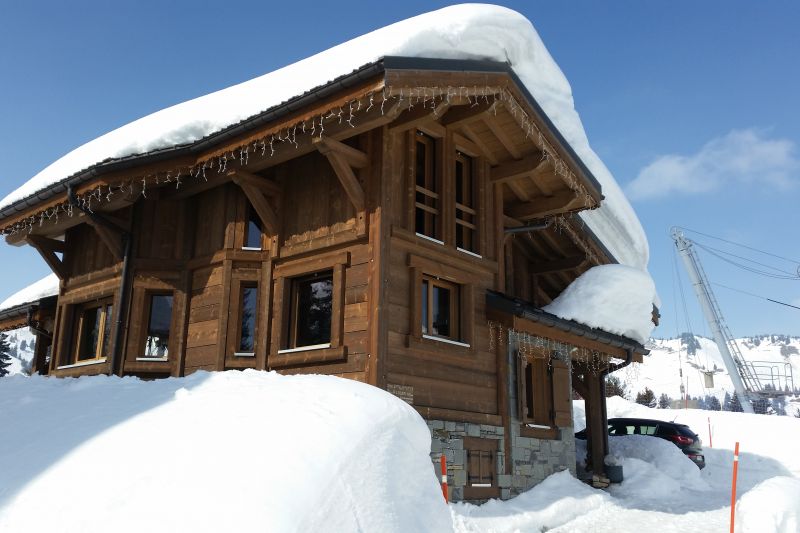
0;273;59;312
0;370;451;533
735;476;800;533
451;470;609;532
0;4;648;269
544;264;658;343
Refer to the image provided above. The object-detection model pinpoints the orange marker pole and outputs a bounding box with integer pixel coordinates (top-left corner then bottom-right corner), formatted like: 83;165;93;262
730;441;740;533
440;454;449;503
707;417;713;448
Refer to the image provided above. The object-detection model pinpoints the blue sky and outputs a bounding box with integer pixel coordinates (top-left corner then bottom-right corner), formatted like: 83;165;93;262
0;1;798;337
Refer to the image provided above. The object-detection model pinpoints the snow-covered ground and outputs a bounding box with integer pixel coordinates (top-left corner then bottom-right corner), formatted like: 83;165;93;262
454;397;800;532
1;371;798;532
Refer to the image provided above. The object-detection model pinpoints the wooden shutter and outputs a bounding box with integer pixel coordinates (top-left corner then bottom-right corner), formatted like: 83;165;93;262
463;437;500;500
551;359;572;427
515;351;528;421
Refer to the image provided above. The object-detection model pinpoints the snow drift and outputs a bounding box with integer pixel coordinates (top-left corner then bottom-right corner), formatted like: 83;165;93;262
0;4;648;269
544;264;658;343
0;370;452;533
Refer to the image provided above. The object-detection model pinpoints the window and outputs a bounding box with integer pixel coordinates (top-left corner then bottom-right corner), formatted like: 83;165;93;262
73;300;113;363
142;294;173;359
414;132;441;240
287;271;333;349
244;203;263;249
420;275;460;341
237;284;258;354
463;437;499;500
455;152;478;254
516;352;572;431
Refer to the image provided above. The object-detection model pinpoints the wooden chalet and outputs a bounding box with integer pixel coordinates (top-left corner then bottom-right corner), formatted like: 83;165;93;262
0;57;649;500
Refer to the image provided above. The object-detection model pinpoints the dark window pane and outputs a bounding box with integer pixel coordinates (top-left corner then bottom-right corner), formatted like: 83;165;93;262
455;160;464;204
144;295;173;358
239;287;257;352
245;208;263;249
421;280;429;335
293;274;333;348
416;139;426;188
432;285;451;337
101;304;113;357
77;307;101;361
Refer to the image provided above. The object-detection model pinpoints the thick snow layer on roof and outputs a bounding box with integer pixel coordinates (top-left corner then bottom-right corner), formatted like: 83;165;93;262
0;273;59;313
0;370;452;532
0;4;648;268
543;264;657;344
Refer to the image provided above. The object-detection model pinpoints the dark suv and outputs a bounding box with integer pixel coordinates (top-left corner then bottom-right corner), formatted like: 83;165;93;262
576;417;705;469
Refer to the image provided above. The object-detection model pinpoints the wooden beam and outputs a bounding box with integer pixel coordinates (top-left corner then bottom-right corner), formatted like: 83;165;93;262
164;173;233;201
226;169;281;196
388;104;439;133
530;254;587;275
234;181;279;236
506;180;530;202
460;123;499;165
506;191;578;220
440;101;497;128
483;113;523;159
27;235;67;279
318;150;366;212
490;154;548;184
85;219;124;261
312;137;368;168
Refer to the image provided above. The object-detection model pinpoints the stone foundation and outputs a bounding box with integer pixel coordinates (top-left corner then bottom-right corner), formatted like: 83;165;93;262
427;419;576;502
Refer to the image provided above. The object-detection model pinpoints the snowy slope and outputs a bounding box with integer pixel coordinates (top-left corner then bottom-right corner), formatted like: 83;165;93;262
1;327;36;376
0;371;452;533
0;4;648;269
615;334;800;406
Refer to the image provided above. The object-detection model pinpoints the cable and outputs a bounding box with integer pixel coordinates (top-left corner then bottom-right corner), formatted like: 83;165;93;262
694;242;800;278
678;226;800;265
695;243;800;280
712;282;800;311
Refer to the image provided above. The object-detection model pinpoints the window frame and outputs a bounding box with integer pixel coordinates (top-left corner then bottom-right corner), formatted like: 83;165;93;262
71;298;114;364
408;253;475;353
138;292;175;361
413;131;442;242
420;274;460;342
242;201;264;251
270;250;348;367
454;151;479;255
233;282;259;357
286;270;334;351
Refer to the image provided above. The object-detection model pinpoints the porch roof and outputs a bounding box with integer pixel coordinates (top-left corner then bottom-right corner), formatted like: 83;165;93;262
486;290;648;362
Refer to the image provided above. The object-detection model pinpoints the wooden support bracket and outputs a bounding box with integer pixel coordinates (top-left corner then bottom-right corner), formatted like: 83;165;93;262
316;147;366;212
233;179;279;236
85;219;125;261
490;154;549;184
227;169;282;196
27;235;67;279
312;137;369;168
506;191;579;220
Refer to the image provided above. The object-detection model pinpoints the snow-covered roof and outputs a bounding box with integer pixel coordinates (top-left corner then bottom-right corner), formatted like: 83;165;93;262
0;4;649;269
0;274;59;314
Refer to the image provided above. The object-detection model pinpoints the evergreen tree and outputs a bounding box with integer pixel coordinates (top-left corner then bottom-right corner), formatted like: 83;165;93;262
696;396;707;410
0;333;12;377
771;396;787;416
706;395;722;411
658;393;672;409
752;396;770;414
19;339;27;352
605;375;628;399
727;391;744;412
635;387;656;408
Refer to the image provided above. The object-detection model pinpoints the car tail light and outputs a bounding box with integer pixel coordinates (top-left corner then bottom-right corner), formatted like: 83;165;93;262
668;434;694;446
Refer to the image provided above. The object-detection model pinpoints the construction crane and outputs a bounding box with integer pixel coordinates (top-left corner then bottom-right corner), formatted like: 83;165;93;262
671;228;794;414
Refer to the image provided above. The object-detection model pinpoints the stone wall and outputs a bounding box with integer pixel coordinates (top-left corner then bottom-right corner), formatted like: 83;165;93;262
425;341;578;502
